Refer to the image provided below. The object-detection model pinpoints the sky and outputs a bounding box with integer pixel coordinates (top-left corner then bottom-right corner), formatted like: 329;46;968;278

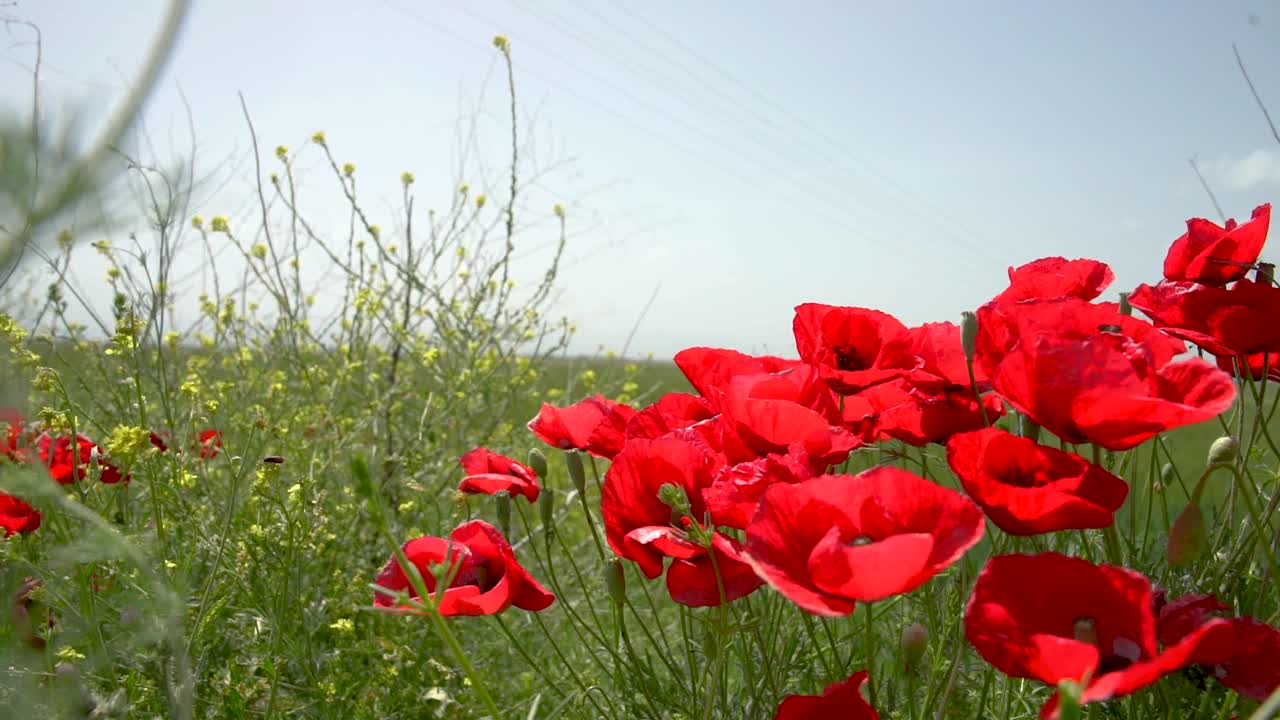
2;1;1280;359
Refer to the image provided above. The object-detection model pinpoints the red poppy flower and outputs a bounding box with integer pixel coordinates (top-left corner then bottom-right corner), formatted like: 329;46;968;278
976;298;1234;450
1199;618;1280;701
965;553;1250;717
1153;591;1230;647
1151;591;1280;701
774;669;880;720
674;347;799;409
992;257;1116;304
976;297;1185;378
745;467;984;615
0;492;41;537
946;428;1129;535
793;303;925;394
702;447;813;529
528;394;636;459
457;447;540;502
624;392;716;441
601;435;761;606
719;367;858;470
35;433;127;484
1;408;28;462
1216;352;1280;382
197;429;223;459
1163;203;1270;286
664;532;764;607
1129;279;1280;357
601;435;722;579
851;381;1004;448
902;321;989;393
373;519;554;616
149;431;170;453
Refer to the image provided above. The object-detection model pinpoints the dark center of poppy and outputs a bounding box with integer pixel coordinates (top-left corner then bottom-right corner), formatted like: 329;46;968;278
833;345;871;372
849;535;874;547
449;561;497;592
1000;471;1045;489
1073;617;1139;675
1097;324;1122;334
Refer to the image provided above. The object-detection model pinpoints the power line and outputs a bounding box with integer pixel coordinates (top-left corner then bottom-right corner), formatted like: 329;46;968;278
416;1;993;273
608;1;1003;262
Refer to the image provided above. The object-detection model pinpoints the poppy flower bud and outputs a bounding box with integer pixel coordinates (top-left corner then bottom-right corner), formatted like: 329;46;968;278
1167;501;1204;568
539;487;555;536
902;622;929;674
1118;292;1132;316
527;448;548;479
1206;436;1239;467
1157;462;1175;493
564;450;587;494
657;482;692;519
605;557;626;608
960;311;978;363
495;490;512;537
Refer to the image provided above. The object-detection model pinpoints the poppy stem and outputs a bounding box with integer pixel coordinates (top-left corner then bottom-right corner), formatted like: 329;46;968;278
863;602;877;707
356;455;504;719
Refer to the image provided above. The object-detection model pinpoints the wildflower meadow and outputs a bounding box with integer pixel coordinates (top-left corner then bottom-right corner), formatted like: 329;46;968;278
2;10;1280;720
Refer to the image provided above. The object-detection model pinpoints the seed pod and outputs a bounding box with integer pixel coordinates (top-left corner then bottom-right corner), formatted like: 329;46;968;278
528;448;548;479
539;487;555;537
605;558;626;608
960;311;978;363
495;491;512;537
1167;502;1204;568
1206;436;1239;467
902;623;929;674
564;450;587;494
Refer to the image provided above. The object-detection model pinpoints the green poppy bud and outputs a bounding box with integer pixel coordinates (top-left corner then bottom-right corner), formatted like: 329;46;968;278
528;448;548;479
539;487;555;537
657;482;692;519
1118;292;1132;316
902;622;929;674
1256;261;1275;284
1167;502;1204;568
1206;436;1239;467
565;450;587;494
605;558;626;608
495;490;511;537
960;311;978;363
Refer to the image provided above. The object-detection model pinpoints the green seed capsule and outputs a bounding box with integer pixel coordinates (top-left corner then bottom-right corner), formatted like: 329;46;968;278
495;490;511;537
1206;436;1239;467
564;450;587;494
606;558;626;608
528;448;548;479
1167;502;1204;568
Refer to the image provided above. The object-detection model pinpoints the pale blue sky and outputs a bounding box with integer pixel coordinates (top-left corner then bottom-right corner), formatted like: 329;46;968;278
3;1;1280;358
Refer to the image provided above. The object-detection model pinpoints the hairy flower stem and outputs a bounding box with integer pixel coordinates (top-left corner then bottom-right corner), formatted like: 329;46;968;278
863;602;878;706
